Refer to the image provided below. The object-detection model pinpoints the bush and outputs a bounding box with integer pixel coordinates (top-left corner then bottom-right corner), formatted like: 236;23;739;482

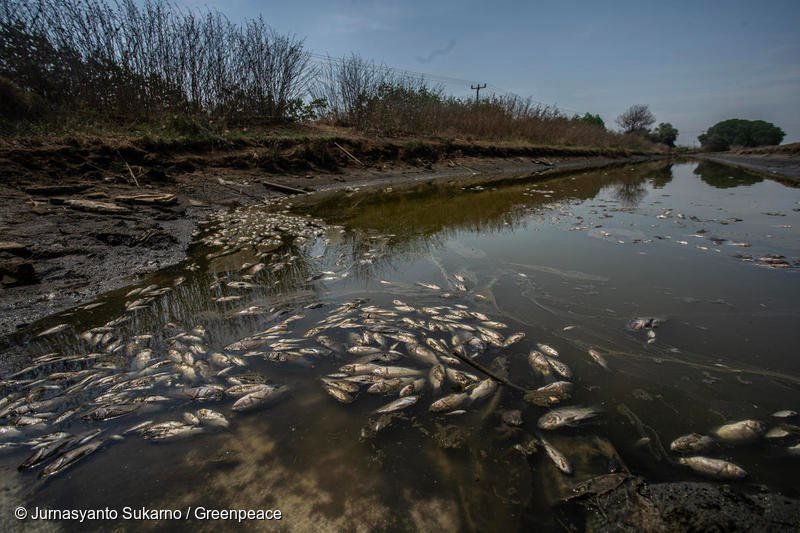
699;119;785;150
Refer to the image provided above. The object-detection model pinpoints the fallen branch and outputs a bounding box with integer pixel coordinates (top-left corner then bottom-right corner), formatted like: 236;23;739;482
115;150;140;188
261;179;307;195
449;349;527;392
334;142;366;167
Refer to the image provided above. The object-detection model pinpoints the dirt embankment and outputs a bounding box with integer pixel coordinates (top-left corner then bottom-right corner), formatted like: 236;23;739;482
0;136;660;337
696;143;800;183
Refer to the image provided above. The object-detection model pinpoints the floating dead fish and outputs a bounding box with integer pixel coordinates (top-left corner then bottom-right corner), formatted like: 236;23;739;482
231;385;289;412
713;420;765;442
588;348;610;370
670;433;714;453
502;332;525;347
430;393;470;412
677;456;746;480
537;343;559;357
197;409;229;428
40;440;102;478
538;434;572;474
772;410;797;419
374;396;418;414
538;405;601;430
468;379;498;402
524;381;573;407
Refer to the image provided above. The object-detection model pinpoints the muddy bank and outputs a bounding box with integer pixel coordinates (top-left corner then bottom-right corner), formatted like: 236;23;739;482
696;152;800;183
561;474;800;531
0;139;659;338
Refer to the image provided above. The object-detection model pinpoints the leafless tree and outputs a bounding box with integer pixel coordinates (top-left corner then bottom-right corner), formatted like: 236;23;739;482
616;104;655;134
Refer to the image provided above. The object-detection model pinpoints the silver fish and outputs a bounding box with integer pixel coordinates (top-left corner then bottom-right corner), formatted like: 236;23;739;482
713;420;765;442
538;405;600;430
374;396;418;414
538;434;572;474
430;393;470;412
678;456;747;480
231;385;289;412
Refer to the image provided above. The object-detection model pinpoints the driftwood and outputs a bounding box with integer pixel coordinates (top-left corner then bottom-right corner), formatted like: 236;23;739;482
63;199;130;214
260;180;307;195
115;193;177;206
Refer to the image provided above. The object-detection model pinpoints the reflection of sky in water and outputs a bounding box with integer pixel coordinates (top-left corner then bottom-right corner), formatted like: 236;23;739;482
3;161;800;530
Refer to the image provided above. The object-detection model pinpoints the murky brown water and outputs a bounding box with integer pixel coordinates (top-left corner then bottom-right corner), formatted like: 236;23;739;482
1;160;799;531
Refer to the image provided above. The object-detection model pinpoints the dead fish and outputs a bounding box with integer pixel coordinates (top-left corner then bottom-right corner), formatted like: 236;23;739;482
546;357;573;379
502;332;525;347
399;378;426;397
670;433;714;453
523;381;573;407
713;420;765;442
677;456;747;480
372;366;423;378
347;346;383;355
40;440;102;478
468;379;498;402
538;434;572;474
324;384;356;404
588;348;609;371
446;368;478;388
538;405;600;430
37;324;70;337
83;404;140;422
181;385;225;402
772;410;797;419
215;296;242;303
367;378;408;394
528;351;552;376
430;393;470;412
231;385;289;412
429;365;445;392
537;343;559;357
19;436;75;470
196;409;229;428
416;282;441;291
144;422;203;441
374;395;418;414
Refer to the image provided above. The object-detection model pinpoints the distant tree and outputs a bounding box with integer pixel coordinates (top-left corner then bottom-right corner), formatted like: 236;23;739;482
699;119;785;150
577;112;605;129
649;122;678;147
616;104;655;134
697;133;730;151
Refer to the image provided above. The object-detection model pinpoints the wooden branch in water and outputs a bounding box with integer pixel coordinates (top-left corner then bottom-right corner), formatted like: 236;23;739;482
448;349;527;393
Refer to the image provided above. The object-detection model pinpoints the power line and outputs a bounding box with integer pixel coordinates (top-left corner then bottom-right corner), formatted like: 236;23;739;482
308;50;589;117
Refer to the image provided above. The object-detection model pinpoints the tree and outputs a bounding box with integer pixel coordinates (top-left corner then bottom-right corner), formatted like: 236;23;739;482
699;119;785;150
616;104;655;134
577;112;605;129
649;122;678;147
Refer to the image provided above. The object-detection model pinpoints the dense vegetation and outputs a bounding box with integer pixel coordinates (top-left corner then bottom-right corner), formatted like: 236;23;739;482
0;0;654;150
698;119;785;151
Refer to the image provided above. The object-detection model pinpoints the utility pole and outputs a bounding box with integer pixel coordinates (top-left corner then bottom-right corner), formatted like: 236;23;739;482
471;83;486;103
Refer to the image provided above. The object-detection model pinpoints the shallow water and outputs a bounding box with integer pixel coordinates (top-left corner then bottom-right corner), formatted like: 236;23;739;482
1;160;799;531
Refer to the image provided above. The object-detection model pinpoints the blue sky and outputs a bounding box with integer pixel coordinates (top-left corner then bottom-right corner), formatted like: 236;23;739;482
184;0;799;145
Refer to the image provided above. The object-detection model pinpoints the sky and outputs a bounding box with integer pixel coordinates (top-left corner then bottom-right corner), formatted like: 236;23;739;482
182;0;799;145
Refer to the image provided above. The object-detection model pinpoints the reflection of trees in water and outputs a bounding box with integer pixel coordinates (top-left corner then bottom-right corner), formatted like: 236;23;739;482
693;160;762;189
293;160;674;275
648;164;674;188
612;181;648;207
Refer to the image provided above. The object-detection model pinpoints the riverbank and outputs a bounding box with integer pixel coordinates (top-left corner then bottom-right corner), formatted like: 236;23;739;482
0;134;662;337
696;144;800;183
